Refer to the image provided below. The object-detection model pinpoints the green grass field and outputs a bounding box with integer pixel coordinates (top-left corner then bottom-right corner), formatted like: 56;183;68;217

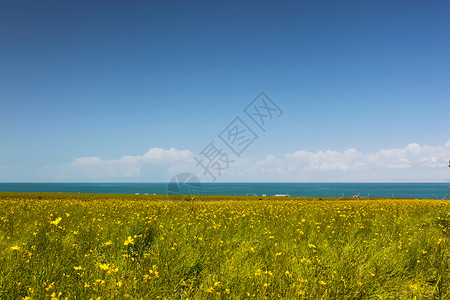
0;192;449;299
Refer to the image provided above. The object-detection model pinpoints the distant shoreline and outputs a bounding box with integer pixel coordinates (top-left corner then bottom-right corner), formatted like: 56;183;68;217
1;191;448;201
1;182;448;199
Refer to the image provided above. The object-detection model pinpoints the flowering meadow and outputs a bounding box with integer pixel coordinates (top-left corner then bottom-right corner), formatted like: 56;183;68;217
0;192;449;299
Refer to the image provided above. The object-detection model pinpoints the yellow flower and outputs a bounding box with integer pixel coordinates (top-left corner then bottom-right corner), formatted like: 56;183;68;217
45;282;55;292
308;243;316;249
152;265;159;277
123;236;134;246
319;280;327;285
50;217;62;226
73;266;83;271
10;245;21;251
94;279;105;285
50;292;62;300
104;240;113;246
97;263;110;271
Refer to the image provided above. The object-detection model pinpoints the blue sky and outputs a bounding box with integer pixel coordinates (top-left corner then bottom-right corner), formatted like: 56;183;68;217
1;0;449;182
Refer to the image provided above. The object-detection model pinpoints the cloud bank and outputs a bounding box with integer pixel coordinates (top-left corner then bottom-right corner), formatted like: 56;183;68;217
37;141;450;182
230;141;450;182
43;148;194;180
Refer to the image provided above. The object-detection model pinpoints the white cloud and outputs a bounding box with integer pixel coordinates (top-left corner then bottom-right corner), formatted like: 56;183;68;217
215;141;450;182
284;148;363;171
39;141;450;182
44;147;194;180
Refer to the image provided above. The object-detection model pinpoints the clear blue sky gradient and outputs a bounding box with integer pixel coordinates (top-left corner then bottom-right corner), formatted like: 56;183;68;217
1;1;449;181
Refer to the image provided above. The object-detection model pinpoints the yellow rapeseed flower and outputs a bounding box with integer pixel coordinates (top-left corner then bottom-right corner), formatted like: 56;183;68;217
123;236;134;246
97;263;110;271
45;282;55;292
50;217;62;226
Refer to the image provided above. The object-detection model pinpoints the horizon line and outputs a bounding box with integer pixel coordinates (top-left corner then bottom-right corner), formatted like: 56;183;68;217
1;181;449;184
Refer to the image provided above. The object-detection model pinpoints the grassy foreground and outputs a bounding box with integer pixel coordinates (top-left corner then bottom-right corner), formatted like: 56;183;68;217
0;193;449;299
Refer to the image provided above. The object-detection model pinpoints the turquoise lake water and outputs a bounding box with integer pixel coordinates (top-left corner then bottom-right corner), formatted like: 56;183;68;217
0;182;449;199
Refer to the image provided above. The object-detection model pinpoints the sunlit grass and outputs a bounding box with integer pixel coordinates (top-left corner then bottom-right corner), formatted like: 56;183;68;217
0;193;449;299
